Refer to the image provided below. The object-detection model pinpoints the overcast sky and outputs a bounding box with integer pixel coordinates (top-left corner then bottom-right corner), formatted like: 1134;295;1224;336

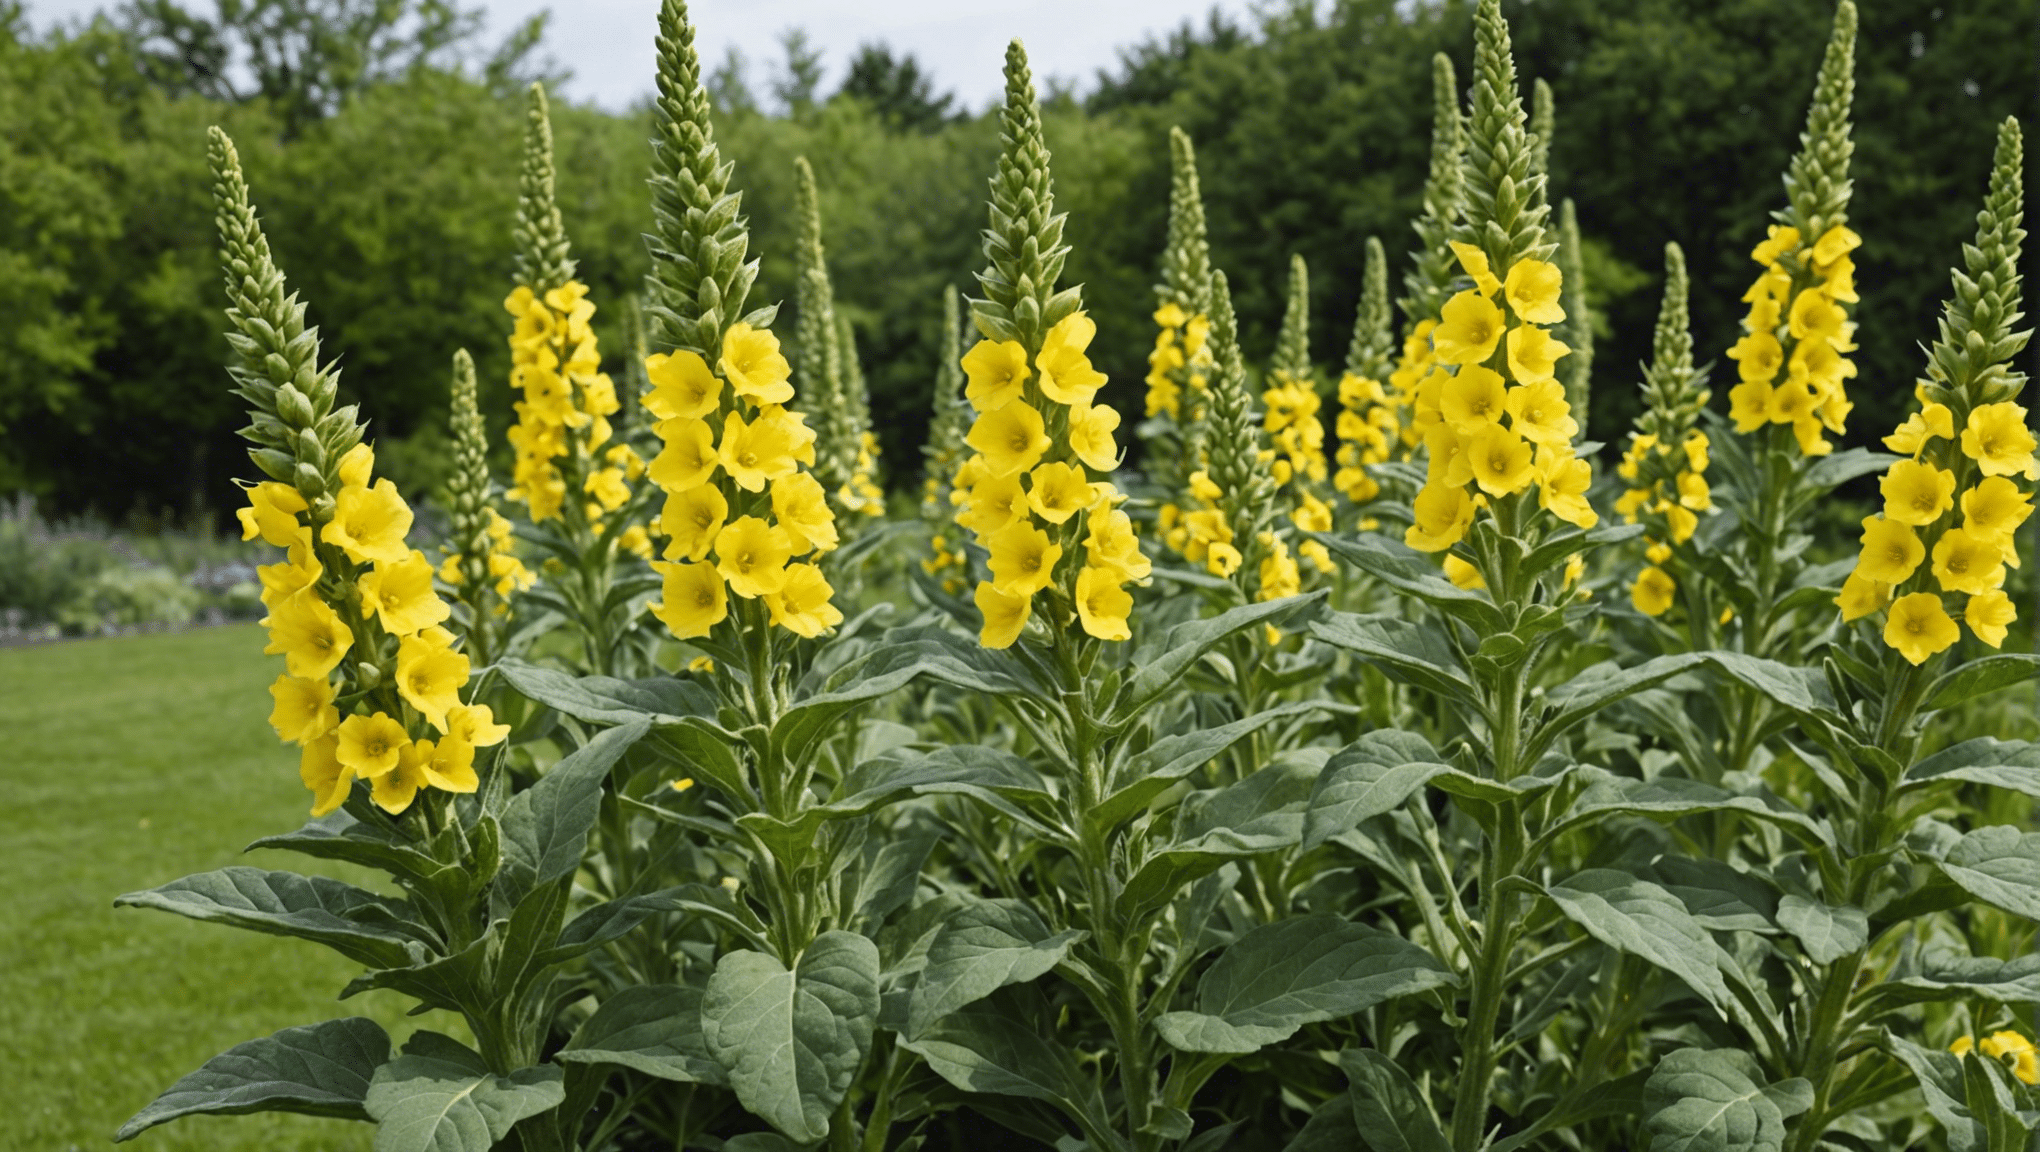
24;0;1260;112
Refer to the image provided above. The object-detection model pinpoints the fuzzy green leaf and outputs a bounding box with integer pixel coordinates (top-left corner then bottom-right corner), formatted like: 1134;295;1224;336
1546;870;1734;1017
364;1032;564;1152
1303;730;1452;850
558;984;726;1085
1927;655;2040;711
496;659;717;724
908;899;1083;1039
1885;1033;1981;1152
1643;1047;1809;1152
701;933;880;1145
499;718;650;898
1114;591;1329;721
1942;826;2040;920
1774;896;1867;965
1339;1048;1452;1152
1094;701;1326;835
1309;612;1476;706
114;867;424;970
116;1017;390;1140
1905;738;2040;798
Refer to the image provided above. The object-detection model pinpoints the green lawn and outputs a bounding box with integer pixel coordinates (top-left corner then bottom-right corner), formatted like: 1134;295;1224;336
0;624;465;1151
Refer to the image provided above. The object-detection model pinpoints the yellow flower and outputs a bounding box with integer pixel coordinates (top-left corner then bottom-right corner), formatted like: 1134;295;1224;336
1885;592;1960;665
660;483;729;562
1880;460;1957;526
1075;566;1132;641
1676;471;1712;512
1931;527;2006;595
1884;404;1955;455
585;467;631;511
1632;567;1676;617
1433;291;1506;365
1443;555;1485;589
262;592;354;680
966;401;1052;478
1504;325;1570;386
268;674;338;746
323;479;414;565
1424;424;1473;489
1406;482;1475;553
957;474;1028;538
720;322;794;405
963;339;1032;410
987;520;1062;597
645;350;722;419
237;481;307;547
1026;462;1094;525
1502;259;1565;325
714;516;794;598
1835;570;1890;621
1750;224;1801;266
1962;403;2039;478
1466;425;1535;497
445;703;509;747
1293;491;1333;533
336;443;374;491
335;711;408;779
1855;516;1926;584
258;535;323;609
650;417;719;491
1967;589;2018;647
1727;331;1784;384
396;634;469;732
766;563;842;638
371;739;431;814
974;581;1030;649
1963;477;2034;549
1787;289;1846;344
1442;365;1508;431
1153;302;1188;329
1538;453;1599;528
719;410;803;493
1206;541;1244;578
771;473;838;555
358;550;448;637
1084;509;1152;582
1037;313;1108;406
1259;545;1302;600
300;736;352;817
1506;379;1578;448
1810;224;1862;271
1728;380;1774;433
1663;503;1698;544
648;561;728;642
1067;402;1122;471
1448;241;1501;297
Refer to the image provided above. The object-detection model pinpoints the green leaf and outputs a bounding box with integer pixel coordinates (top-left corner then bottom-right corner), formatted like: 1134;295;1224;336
1309;612;1476;707
116;1017;390;1141
1117;753;1317;924
1338;1048;1452;1152
1311;533;1505;634
1643;1047;1809;1152
1774;896;1867;965
1546;870;1734;1017
908;899;1084;1039
1800;448;1903;499
1519;523;1643;583
1699;652;1842;729
1926;654;2040;711
364;1032;564;1152
1941;826;2040;920
646;719;751;806
1904;738;2040;798
1651;857;1779;934
114;867;424;970
1092;701;1326;836
542;887;686;964
499;718;650;898
701;932;881;1145
740;744;1052;866
1553;771;1833;849
1303;730;1451;851
1113;591;1329;721
1282;1095;1364;1152
496;659;717;725
1961;1046;2032;1152
1154;917;1455;1054
247;811;451;885
1527;654;1709;763
898;1003;1091;1107
1876;953;2040;1007
558;984;726;1085
1885;1033;1981;1152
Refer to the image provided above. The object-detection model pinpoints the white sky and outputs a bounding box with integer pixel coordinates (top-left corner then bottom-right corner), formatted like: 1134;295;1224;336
25;0;1261;112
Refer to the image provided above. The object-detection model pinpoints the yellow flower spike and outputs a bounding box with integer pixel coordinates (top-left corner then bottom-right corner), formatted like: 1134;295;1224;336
966;401;1053;478
719;322;795;405
1037;313;1107;406
770;473;838;555
300;735;353;817
718;410;803;493
986;520;1062;597
1538;453;1600;529
644;350;722;420
1727;331;1785;384
1966;588;2018;648
1885;592;1961;665
713;516;794;598
1447;241;1502;297
957;474;1028;538
963;339;1033;410
1074;567;1133;641
1962;477;2035;547
336;443;374;491
238;482;307;547
395;635;469;733
1931;527;2007;595
1809;224;1862;270
1883;403;1955;455
1406;482;1476;553
1835;570;1890;621
1746;293;1783;336
1443;365;1508;431
765;563;843;638
370;741;431;814
1506;379;1579;448
1880;460;1958;527
359;550;450;637
262;592;354;680
268;674;339;746
1466;426;1536;497
1787;289;1847;344
1855;516;1926;584
335;711;408;779
1026;462;1093;525
974;581;1030;649
1432;291;1507;365
1632;567;1676;616
1444;556;1485;590
1067;402;1122;471
445;703;509;747
1502;259;1565;325
1504;325;1571;386
650;560;728;640
1962;403;2040;478
323;479;414;565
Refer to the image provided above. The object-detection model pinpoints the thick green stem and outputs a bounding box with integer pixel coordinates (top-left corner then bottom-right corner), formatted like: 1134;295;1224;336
1784;950;1864;1152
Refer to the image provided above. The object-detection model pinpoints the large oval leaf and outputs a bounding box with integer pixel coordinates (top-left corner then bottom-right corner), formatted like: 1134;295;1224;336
701;932;881;1145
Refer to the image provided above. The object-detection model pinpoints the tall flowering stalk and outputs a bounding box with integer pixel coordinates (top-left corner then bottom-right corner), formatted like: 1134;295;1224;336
1554;198;1594;423
792;155;882;531
1146;126;1215;544
920;283;972;594
834;312;885;518
438;348;530;670
1333;235;1400;518
1392;52;1465;456
1617;243;1714;630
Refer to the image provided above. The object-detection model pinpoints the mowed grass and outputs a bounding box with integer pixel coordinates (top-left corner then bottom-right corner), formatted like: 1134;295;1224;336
0;624;465;1151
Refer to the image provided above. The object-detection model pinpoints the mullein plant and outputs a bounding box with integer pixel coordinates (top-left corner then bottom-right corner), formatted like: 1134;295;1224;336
1654;114;2040;1152
835;311;886;520
919;283;973;596
502;82;660;677
792;155;883;535
1145;125;1215;545
439;347;533;671
1390;52;1466;458
1528;78;1595;424
117;126;664;1152
1332;235;1403;524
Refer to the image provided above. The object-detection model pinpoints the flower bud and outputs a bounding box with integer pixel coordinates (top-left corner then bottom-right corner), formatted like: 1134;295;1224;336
355;661;382;689
295;426;326;469
276;383;315;429
295;461;326;498
264;352;293;386
312;492;336;521
251;448;296;481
